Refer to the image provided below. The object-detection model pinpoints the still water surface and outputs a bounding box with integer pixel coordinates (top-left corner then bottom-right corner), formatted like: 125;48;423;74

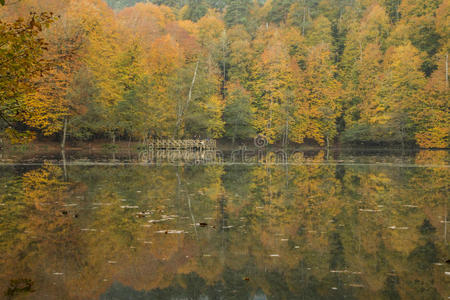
0;149;449;299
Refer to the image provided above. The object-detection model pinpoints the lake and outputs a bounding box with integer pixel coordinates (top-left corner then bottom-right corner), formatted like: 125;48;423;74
0;148;449;299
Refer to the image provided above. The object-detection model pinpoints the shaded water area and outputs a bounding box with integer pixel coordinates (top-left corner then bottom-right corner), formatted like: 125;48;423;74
0;148;449;299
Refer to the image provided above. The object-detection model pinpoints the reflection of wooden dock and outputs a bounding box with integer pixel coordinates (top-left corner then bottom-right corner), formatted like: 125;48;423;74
145;139;216;151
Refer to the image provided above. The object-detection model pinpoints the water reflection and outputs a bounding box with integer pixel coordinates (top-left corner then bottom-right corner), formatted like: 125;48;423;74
0;151;449;299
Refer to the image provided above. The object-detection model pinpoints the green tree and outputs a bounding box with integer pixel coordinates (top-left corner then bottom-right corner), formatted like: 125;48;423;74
224;0;251;28
227;25;253;84
377;43;426;147
223;82;255;143
183;0;208;22
267;0;294;24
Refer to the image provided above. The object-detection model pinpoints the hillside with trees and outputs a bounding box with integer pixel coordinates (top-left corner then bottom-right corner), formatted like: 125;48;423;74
0;0;448;147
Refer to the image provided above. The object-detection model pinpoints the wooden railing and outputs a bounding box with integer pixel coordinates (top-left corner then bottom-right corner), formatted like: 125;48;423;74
144;139;217;151
139;139;220;163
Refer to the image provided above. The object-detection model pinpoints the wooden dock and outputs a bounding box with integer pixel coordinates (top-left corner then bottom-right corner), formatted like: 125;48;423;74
139;139;220;163
144;139;216;151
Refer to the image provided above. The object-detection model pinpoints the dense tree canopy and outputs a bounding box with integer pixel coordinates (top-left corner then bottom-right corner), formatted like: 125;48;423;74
0;0;448;147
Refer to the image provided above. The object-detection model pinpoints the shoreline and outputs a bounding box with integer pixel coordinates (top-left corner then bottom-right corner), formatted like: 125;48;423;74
1;139;449;152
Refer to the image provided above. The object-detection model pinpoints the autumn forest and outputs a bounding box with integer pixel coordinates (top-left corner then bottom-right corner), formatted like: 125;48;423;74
0;0;449;148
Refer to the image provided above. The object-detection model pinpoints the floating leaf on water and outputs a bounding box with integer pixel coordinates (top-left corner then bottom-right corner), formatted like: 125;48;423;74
330;270;348;273
137;210;152;216
148;218;171;223
155;230;184;234
388;226;409;230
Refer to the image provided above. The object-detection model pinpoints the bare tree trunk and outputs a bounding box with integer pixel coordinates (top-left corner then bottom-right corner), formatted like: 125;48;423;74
446;53;448;89
232;122;237;145
283;98;290;148
185;60;199;118
61;116;68;149
284;119;289;148
268;98;273;138
222;30;226;99
396;0;399;21
400;122;405;151
175;60;199;138
302;3;306;36
359;40;363;62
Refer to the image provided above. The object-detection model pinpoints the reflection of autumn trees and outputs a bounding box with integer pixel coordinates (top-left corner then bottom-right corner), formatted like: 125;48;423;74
0;163;85;299
0;156;448;298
